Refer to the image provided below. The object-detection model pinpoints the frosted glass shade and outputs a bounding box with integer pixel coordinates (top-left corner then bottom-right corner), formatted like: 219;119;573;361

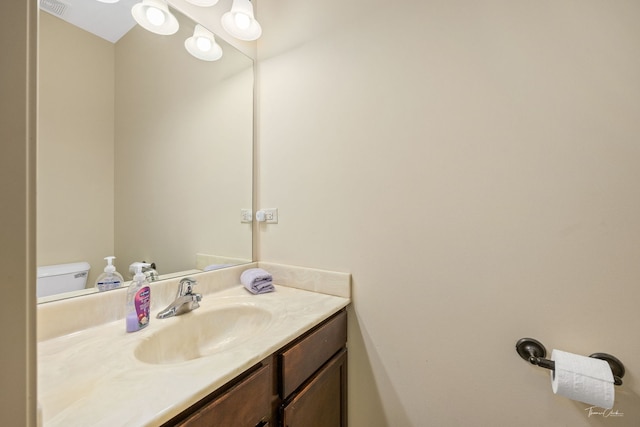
131;0;179;35
185;25;223;61
221;0;262;41
184;0;220;6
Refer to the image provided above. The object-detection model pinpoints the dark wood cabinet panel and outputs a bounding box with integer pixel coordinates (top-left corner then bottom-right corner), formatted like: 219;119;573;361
174;361;273;427
279;310;347;398
281;349;348;427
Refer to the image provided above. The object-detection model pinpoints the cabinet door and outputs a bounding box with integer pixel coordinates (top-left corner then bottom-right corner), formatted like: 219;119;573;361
281;349;347;427
176;362;273;427
280;310;347;398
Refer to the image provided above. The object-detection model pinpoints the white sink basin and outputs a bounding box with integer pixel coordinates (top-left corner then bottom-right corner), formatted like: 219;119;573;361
134;303;273;364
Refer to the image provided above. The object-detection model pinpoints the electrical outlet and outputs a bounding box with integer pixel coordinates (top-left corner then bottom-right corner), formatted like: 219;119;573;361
240;209;252;223
263;208;278;223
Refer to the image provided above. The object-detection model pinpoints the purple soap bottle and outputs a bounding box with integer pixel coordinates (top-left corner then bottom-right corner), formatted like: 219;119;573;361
126;263;151;333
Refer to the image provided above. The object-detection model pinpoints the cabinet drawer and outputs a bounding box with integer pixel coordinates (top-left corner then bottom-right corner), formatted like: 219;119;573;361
281;349;348;427
176;362;273;427
280;310;347;398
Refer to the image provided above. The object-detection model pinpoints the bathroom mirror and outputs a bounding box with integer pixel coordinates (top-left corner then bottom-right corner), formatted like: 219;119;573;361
37;1;253;303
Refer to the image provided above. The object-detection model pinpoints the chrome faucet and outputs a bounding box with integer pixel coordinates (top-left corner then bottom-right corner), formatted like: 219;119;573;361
156;277;202;319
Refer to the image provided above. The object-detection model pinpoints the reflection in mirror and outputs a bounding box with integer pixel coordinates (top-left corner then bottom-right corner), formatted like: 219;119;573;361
37;2;253;303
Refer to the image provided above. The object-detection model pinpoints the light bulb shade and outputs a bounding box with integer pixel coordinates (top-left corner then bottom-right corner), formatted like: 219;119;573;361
132;0;179;35
185;25;223;61
184;0;219;6
221;0;262;41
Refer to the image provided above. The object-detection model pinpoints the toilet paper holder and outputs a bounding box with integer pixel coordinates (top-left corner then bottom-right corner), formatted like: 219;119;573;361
515;338;625;386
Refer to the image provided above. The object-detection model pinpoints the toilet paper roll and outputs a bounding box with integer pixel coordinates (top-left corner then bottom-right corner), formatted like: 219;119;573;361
551;349;615;409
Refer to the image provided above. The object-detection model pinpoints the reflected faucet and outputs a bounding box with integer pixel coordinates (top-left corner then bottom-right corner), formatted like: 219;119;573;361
143;262;159;282
129;261;159;282
156;277;202;319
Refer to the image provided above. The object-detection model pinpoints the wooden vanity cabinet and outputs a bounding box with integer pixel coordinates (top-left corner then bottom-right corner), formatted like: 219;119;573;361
278;309;348;427
163;357;276;427
279;349;347;427
162;309;347;427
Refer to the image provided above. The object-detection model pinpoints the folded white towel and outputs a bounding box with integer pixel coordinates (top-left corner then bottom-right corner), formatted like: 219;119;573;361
240;268;275;294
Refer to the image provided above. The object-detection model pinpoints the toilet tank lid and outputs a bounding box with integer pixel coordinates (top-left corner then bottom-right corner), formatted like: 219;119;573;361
37;262;91;278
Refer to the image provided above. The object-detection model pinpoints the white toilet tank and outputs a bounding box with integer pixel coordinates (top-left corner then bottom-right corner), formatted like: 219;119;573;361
37;262;91;298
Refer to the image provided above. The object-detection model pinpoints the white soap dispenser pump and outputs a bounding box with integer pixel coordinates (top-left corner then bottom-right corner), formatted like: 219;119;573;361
126;262;151;333
95;256;125;292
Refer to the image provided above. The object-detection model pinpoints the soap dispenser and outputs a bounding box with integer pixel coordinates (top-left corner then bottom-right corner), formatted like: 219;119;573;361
126;262;151;333
95;256;124;292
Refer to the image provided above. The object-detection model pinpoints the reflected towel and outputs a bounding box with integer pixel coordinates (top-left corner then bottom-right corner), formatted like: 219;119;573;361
241;268;275;294
203;264;233;271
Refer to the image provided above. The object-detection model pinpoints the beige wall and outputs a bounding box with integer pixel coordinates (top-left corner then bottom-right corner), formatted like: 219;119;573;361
0;0;37;425
17;0;640;424
113;19;253;277
38;11;253;283
37;13;115;286
256;1;640;426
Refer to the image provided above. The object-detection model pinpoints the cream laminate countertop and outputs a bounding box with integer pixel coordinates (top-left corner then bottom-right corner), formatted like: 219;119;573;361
38;282;350;426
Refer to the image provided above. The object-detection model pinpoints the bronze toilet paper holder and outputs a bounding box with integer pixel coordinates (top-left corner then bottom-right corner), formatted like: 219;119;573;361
515;337;625;386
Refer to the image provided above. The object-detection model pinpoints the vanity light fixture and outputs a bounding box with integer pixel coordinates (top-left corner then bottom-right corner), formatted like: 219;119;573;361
185;25;223;61
131;0;179;35
96;0;120;3
184;0;220;6
221;0;262;41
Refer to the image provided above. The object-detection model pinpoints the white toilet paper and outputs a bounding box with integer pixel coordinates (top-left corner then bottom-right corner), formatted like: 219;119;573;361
550;349;615;409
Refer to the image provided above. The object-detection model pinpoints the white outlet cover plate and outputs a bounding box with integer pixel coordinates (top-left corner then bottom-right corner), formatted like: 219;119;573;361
241;209;252;223
263;208;278;223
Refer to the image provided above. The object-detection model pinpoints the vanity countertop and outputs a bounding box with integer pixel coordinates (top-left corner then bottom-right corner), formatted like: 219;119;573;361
38;268;350;426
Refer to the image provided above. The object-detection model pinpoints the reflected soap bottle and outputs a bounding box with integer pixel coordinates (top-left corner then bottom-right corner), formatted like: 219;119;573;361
95;256;124;292
126;263;151;333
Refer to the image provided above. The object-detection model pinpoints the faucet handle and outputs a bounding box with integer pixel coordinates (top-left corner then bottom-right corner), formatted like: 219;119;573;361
192;293;202;308
178;277;197;297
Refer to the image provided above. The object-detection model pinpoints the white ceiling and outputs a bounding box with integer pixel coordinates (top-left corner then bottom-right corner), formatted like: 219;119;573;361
39;0;139;43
